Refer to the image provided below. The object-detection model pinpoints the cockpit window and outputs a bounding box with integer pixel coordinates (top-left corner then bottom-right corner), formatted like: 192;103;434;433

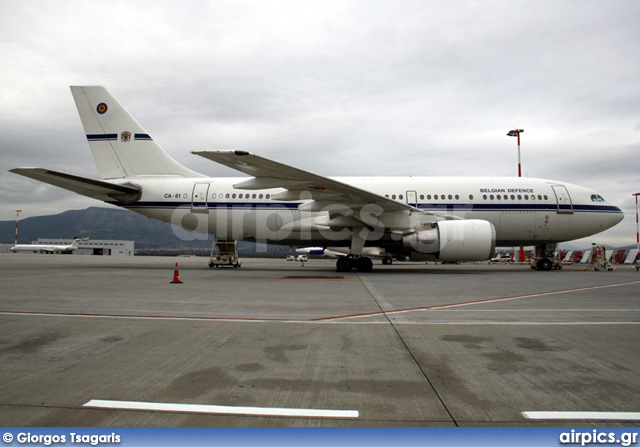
591;194;605;202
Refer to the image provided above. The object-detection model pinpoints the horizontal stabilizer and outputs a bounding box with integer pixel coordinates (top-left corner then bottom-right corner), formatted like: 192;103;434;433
10;168;141;204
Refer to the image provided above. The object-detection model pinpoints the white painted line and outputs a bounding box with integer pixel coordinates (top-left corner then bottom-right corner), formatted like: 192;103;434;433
0;311;381;324
522;411;640;421
396;321;640;325
84;399;359;418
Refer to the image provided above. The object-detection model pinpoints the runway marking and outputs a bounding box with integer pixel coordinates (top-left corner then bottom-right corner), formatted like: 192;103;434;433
315;280;640;321
1;311;637;325
522;411;640;421
83;399;359;418
281;276;344;279
3;272;105;280
396;321;640;325
0;310;332;323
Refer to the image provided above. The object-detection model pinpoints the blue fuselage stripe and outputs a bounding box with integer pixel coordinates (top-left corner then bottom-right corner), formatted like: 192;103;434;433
121;201;622;214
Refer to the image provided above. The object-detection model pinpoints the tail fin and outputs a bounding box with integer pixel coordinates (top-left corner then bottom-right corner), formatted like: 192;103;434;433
70;86;203;179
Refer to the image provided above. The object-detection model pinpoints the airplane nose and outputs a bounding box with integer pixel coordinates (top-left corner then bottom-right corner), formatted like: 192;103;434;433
613;206;624;225
605;206;625;229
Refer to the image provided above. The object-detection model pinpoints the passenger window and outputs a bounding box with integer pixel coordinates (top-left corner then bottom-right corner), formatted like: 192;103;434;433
497;195;501;200
469;194;474;200
392;194;397;199
427;195;432;200
543;195;548;200
448;194;453;200
511;194;515;200
266;194;271;199
517;195;522;200
232;193;237;199
483;195;487;200
212;193;217;199
490;195;494;200
420;194;425;200
441;195;445;200
455;194;459;200
259;194;263;199
399;195;404;200
225;193;230;199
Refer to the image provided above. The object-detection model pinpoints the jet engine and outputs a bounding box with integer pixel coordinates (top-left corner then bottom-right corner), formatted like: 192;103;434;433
401;219;496;262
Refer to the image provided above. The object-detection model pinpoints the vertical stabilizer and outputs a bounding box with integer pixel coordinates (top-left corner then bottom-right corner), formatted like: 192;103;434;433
70;86;203;179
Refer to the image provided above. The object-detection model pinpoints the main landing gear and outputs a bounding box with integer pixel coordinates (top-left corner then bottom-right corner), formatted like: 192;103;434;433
336;255;374;272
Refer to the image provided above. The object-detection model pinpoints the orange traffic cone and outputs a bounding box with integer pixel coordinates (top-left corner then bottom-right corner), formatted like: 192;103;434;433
170;262;183;284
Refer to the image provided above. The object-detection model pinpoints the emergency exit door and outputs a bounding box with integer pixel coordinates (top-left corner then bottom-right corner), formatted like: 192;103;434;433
406;190;418;207
191;183;210;213
551;184;573;214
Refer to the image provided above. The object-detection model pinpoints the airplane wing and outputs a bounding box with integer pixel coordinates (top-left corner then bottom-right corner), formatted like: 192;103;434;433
192;151;415;213
10;168;141;204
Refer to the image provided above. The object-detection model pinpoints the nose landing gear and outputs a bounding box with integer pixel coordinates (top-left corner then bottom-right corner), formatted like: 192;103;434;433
530;243;560;271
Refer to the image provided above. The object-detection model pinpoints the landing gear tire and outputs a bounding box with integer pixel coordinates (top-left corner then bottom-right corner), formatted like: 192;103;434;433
336;256;374;272
536;258;552;271
336;257;353;272
357;257;373;272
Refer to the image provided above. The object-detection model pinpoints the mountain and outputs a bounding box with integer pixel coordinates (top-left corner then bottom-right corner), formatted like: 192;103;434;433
0;207;291;256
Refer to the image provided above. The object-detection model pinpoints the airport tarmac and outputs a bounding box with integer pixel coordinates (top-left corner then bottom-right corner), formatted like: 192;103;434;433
1;253;638;427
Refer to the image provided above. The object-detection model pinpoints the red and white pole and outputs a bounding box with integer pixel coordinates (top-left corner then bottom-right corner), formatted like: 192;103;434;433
516;132;522;178
508;129;525;262
634;193;640;258
14;209;21;246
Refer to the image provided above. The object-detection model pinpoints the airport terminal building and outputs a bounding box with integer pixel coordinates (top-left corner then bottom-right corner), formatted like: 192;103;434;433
33;239;134;256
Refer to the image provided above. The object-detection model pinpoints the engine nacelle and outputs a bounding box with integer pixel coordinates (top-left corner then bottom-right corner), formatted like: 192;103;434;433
402;219;496;262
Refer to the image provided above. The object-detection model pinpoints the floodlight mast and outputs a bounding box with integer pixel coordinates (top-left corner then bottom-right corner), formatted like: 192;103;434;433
507;129;524;177
14;209;22;247
634;193;640;258
507;129;525;262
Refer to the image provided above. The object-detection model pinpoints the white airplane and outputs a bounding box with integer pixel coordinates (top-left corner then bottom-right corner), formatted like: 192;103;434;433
10;238;84;254
10;86;624;271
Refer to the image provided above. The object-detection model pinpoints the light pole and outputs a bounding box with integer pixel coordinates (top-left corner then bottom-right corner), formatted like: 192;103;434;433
634;193;640;261
507;129;525;262
507;129;524;177
15;210;22;247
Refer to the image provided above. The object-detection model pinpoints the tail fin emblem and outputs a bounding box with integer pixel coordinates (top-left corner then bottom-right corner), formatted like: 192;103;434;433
96;103;108;114
121;131;131;143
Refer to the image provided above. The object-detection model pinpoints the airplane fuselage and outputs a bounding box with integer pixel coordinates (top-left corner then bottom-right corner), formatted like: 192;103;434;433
10;244;76;254
115;175;622;250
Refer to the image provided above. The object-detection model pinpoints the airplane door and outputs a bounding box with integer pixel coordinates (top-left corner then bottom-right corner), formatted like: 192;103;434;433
406;190;418;207
191;183;210;213
551;185;573;214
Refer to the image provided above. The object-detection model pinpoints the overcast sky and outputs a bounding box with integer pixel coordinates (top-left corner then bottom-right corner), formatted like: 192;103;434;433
1;0;639;247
